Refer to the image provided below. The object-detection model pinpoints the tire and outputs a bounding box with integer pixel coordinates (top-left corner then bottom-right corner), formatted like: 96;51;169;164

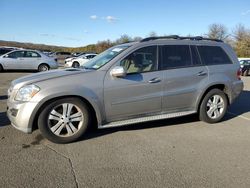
199;89;228;123
0;64;3;72
38;98;91;143
243;69;249;76
72;62;80;68
38;64;49;72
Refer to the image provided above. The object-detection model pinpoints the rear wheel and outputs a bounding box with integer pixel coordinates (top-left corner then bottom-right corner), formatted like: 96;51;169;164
72;62;80;68
0;64;3;72
199;89;228;123
38;64;49;72
243;69;249;76
38;98;91;143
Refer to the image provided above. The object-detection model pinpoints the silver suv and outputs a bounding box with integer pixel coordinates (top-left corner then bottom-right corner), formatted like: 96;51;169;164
7;36;243;143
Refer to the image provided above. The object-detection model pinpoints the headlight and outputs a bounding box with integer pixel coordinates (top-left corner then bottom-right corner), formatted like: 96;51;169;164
15;85;40;102
240;65;244;68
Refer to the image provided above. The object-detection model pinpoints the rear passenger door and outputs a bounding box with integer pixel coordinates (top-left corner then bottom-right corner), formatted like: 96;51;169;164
23;51;42;69
160;45;209;113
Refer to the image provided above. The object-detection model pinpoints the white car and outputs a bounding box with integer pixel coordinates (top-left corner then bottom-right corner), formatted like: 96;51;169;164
0;50;58;71
65;53;97;68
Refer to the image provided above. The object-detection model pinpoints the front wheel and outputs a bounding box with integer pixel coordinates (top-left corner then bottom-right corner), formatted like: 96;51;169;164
38;98;91;143
199;89;228;123
72;62;80;68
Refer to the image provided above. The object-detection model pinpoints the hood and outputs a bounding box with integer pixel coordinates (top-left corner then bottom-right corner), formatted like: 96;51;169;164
12;68;90;89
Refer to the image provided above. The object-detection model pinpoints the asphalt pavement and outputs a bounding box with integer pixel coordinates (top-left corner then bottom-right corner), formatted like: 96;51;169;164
0;72;250;188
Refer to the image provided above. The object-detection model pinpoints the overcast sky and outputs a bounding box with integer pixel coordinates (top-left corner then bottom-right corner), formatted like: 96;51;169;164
0;0;250;47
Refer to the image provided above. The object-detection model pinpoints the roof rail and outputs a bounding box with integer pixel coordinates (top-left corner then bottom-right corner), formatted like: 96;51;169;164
140;35;223;42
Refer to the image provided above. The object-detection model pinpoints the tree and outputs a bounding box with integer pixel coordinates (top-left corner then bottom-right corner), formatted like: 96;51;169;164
207;23;229;40
148;31;157;37
232;24;250;57
115;34;132;44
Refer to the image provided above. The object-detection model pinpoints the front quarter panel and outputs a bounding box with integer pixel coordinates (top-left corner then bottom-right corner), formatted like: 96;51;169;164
29;71;106;128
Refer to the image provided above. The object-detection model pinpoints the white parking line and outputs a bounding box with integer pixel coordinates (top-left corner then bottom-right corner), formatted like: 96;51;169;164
227;111;250;121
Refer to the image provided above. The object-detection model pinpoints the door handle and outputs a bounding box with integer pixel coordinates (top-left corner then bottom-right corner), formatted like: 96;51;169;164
197;71;207;76
148;77;161;83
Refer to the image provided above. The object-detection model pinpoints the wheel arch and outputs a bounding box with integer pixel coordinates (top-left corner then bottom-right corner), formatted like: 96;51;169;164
196;83;230;112
38;63;50;70
29;95;101;131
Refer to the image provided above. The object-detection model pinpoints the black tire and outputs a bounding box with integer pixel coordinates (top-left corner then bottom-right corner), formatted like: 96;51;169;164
38;64;49;72
243;69;249;76
72;62;80;68
199;89;228;123
0;64;3;72
38;98;91;143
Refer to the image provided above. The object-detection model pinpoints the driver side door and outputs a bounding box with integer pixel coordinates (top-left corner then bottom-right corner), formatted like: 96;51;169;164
2;51;25;70
104;46;163;122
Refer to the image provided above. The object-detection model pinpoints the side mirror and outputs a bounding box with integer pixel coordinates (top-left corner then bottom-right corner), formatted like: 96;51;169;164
3;54;8;58
110;66;126;78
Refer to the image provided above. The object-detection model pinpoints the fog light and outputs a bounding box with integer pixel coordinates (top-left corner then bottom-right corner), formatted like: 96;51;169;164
10;108;18;117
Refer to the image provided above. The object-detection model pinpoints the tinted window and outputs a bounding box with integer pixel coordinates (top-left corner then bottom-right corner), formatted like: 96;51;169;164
197;46;232;65
8;51;25;58
120;46;157;74
25;51;41;58
190;46;202;66
160;45;191;69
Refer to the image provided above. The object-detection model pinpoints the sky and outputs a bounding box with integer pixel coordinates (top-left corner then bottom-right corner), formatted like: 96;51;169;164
0;0;250;47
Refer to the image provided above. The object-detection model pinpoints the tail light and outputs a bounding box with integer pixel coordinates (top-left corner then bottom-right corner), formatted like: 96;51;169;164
237;68;241;80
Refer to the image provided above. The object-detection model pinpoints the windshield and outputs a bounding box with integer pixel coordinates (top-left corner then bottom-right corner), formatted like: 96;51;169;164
82;45;130;70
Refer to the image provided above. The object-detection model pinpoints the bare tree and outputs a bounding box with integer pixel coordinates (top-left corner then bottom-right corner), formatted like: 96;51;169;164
148;31;157;37
115;34;132;44
207;23;229;40
232;24;250;57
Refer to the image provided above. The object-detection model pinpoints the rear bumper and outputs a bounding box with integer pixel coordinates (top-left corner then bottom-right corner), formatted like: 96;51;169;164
230;80;244;104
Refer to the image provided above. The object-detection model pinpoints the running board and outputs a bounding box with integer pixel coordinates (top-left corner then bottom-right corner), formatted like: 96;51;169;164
99;111;196;129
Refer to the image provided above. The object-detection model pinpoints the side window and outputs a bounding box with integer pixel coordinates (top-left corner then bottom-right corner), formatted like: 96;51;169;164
190;46;202;66
8;51;25;58
160;45;191;69
25;51;41;58
197;46;232;65
120;46;157;74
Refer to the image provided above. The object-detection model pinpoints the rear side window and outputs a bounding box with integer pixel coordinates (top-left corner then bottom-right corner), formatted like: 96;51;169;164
197;46;232;65
25;51;41;58
160;45;191;69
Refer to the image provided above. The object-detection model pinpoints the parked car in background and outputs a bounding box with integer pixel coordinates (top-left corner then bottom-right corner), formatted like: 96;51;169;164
50;51;71;63
65;53;97;68
0;46;21;56
0;48;14;56
7;35;243;143
71;52;85;57
239;58;250;76
0;50;58;71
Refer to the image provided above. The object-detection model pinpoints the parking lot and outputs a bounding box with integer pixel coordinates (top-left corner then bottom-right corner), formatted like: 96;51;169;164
0;72;250;188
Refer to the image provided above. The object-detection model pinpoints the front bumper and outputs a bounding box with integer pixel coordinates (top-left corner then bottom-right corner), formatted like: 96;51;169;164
7;99;39;133
64;62;72;67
